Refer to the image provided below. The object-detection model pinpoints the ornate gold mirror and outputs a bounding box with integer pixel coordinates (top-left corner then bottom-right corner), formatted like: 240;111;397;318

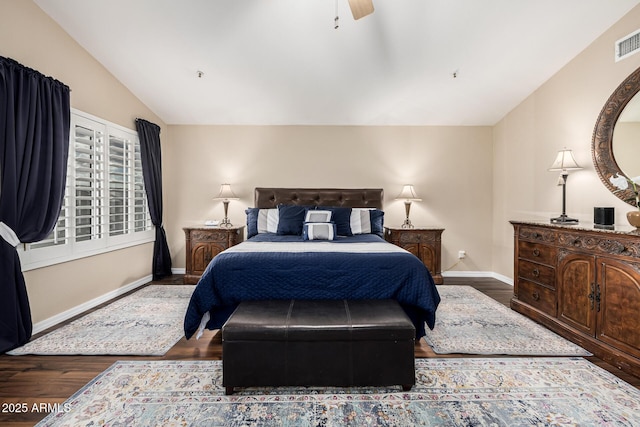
592;66;640;206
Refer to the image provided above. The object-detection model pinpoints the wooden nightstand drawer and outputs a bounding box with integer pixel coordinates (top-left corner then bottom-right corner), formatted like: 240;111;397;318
518;279;557;316
518;240;557;266
518;259;555;288
189;229;235;242
397;232;437;244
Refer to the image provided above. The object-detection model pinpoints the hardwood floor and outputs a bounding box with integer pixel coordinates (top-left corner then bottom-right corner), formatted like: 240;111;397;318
1;275;638;426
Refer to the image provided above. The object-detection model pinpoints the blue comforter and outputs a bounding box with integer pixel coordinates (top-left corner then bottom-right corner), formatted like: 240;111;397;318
184;234;440;339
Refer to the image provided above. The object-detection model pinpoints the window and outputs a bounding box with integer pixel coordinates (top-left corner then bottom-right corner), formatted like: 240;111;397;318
20;110;154;270
74;119;105;245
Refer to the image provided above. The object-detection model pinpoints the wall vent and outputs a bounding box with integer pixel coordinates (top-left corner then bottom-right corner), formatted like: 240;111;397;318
615;29;640;62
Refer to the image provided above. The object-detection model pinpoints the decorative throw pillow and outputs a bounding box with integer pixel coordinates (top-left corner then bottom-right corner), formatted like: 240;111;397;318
303;222;337;240
316;206;352;236
304;210;332;223
368;209;385;236
276;205;309;235
245;208;279;238
350;208;385;237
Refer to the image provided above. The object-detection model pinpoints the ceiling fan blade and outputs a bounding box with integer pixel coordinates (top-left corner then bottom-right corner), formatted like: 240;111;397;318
348;0;374;20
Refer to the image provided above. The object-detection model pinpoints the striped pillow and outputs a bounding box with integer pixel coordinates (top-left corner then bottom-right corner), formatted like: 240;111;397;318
350;208;384;236
303;222;336;240
246;208;279;238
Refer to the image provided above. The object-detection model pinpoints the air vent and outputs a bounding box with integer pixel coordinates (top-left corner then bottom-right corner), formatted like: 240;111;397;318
615;29;640;62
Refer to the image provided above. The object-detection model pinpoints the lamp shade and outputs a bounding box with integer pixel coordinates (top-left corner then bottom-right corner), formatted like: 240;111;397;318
214;183;239;200
395;184;422;201
548;149;582;172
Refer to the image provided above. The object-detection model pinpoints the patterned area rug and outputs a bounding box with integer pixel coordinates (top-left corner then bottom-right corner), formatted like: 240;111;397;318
8;285;194;356
36;357;640;426
424;285;591;355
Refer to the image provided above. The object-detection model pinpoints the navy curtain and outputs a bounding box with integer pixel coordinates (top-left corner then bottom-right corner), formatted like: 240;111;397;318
0;57;70;353
135;118;172;280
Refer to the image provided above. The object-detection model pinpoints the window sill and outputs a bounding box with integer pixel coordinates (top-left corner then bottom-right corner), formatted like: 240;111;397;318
19;234;155;272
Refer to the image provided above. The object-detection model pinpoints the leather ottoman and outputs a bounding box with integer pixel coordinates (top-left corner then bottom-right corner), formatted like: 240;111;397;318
221;299;415;395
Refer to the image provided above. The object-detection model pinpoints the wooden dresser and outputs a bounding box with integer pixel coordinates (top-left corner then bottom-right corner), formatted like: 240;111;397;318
384;227;444;284
511;221;640;377
183;226;244;284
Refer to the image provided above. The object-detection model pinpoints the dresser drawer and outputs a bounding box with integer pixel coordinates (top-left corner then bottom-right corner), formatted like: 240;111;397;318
518;279;557;316
518;259;555;288
518;240;557;266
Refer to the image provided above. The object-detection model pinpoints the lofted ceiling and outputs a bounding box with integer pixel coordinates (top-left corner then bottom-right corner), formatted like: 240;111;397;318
34;0;640;126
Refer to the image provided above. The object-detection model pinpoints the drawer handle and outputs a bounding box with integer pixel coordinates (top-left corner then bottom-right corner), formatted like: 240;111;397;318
532;268;540;277
532;291;540;301
532;249;540;257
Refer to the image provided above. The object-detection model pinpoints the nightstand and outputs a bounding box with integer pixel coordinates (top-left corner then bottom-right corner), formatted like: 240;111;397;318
384;227;444;284
183;226;244;284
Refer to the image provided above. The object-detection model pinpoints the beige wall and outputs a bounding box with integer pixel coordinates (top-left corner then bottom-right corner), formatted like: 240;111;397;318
0;0;166;324
492;5;640;278
3;0;640;327
164;125;494;274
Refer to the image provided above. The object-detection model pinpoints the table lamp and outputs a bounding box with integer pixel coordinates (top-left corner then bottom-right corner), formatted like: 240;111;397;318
396;184;421;228
214;183;239;227
549;148;582;223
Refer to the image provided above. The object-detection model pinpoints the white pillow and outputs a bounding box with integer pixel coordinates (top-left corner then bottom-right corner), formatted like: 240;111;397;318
304;210;332;223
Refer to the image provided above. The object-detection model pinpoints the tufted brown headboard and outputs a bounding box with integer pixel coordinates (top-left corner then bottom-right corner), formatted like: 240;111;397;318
254;188;384;209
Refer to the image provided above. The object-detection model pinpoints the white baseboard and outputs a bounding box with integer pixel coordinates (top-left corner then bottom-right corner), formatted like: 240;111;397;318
32;274;153;335
490;272;514;285
172;267;186;274
442;270;513;286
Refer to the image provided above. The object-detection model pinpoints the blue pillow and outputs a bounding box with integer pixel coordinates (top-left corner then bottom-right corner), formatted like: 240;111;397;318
246;208;259;238
369;209;385;237
317;206;352;236
276;205;308;235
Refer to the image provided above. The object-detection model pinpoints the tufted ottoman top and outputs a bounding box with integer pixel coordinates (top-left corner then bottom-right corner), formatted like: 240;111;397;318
222;299;415;342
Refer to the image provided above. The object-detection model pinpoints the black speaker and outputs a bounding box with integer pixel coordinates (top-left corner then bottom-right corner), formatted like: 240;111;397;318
594;207;614;226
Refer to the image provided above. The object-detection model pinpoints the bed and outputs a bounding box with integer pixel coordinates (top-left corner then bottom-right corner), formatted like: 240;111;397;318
183;187;440;340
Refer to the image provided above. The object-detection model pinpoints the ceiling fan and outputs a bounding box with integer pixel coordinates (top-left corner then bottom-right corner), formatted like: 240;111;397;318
347;0;374;20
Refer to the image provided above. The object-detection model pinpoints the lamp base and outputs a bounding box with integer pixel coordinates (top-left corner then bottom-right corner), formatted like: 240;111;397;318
401;200;414;228
220;200;233;227
401;218;414;229
550;214;579;224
